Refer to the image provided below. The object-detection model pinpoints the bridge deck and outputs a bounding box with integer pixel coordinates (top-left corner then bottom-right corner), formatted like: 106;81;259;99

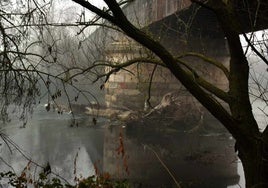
123;0;268;35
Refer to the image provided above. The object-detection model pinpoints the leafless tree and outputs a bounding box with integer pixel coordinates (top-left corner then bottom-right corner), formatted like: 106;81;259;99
1;0;268;187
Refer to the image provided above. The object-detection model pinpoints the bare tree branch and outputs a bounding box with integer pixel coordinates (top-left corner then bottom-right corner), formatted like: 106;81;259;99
242;33;268;66
177;52;230;78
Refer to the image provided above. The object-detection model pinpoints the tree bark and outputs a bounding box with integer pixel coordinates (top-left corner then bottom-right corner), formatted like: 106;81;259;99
237;138;268;188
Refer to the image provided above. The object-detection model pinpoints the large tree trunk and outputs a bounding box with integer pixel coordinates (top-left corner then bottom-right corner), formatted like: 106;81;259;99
211;2;268;187
238;138;268;188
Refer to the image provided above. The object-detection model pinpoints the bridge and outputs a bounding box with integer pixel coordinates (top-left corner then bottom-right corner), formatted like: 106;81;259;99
85;0;268;110
85;0;268;187
75;0;268;110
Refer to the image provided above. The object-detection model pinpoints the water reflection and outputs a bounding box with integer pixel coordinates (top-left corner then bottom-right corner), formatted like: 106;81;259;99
103;120;240;188
0;105;104;184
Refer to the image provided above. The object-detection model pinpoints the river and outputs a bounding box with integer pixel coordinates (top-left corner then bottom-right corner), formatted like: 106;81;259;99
0;104;105;186
0;102;267;187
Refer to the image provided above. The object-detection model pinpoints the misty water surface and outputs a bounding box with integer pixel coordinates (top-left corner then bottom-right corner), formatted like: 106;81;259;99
0;104;105;185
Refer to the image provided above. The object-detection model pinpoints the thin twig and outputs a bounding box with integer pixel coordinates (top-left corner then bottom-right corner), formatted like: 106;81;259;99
146;64;157;109
143;144;182;188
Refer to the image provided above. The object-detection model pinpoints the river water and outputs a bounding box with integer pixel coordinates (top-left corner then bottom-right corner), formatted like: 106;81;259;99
0;105;105;186
0;102;267;187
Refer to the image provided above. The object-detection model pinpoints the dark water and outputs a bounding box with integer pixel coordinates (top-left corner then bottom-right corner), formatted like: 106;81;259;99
103;120;240;188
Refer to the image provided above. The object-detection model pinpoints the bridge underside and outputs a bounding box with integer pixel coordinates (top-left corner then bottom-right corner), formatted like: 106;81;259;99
237;0;268;32
148;1;268;41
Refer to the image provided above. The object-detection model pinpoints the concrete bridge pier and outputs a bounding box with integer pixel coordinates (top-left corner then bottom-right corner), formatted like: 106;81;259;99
103;33;230;111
